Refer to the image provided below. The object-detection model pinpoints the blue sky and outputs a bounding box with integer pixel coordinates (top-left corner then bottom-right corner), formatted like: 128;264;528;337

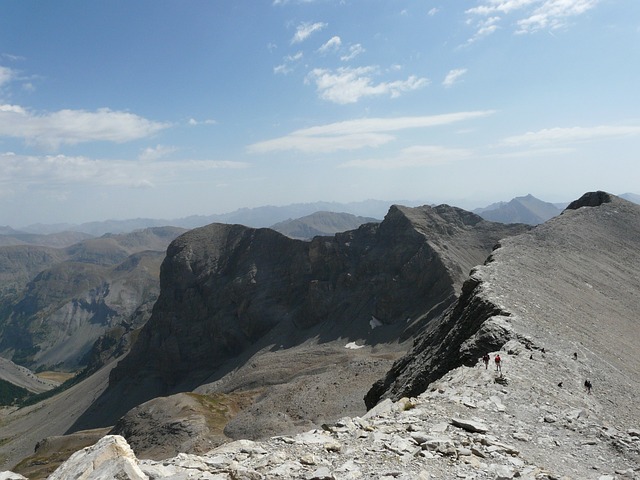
1;0;639;226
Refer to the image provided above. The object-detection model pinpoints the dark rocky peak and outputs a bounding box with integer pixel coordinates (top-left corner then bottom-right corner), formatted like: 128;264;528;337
383;204;485;237
565;190;613;210
74;205;528;432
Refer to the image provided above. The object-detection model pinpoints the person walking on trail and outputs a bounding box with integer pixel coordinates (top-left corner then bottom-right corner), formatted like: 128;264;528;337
584;379;592;394
482;353;490;369
495;354;502;373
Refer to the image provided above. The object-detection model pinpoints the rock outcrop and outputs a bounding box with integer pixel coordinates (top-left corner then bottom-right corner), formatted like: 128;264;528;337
72;205;528;434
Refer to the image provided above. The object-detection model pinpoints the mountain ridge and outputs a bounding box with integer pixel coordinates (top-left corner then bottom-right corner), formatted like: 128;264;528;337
68;204;528;437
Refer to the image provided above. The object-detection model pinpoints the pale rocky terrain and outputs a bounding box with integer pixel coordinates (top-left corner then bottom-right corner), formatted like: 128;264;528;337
2;192;639;479
0;358;57;394
8;351;639;479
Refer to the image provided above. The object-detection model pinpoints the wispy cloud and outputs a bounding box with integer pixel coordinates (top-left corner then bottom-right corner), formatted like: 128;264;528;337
442;68;468;87
139;144;177;161
341;145;472;169
291;22;327;44
305;66;429;104
466;0;600;37
247;111;495;154
340;44;365;61
0;104;169;151
274;51;303;75
516;0;599;33
464;16;501;44
0;66;16;87
318;36;342;54
0;152;248;189
188;118;217;126
428;7;439;16
502;125;640;146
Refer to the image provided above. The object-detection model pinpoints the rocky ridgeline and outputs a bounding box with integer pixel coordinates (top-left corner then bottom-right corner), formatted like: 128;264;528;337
6;347;639;479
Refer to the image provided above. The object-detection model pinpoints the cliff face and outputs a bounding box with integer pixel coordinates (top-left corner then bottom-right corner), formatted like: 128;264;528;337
366;192;640;430
84;204;528;431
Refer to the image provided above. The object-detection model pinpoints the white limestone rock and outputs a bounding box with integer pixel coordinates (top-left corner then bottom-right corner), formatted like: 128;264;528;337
47;435;147;480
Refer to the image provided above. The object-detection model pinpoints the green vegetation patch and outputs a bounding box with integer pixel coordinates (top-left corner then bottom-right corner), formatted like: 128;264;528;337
0;379;32;406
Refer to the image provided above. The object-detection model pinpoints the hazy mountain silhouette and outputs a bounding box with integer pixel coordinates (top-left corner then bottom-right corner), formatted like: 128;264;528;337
473;194;563;225
270;211;379;240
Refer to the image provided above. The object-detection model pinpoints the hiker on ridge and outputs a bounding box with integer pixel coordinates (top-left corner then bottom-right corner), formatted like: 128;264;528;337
482;353;490;369
495;354;502;373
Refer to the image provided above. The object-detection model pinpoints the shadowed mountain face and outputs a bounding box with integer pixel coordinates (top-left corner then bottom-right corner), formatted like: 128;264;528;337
0;227;186;370
366;192;640;430
72;204;529;432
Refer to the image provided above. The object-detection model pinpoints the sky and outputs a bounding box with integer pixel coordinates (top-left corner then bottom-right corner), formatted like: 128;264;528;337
1;0;639;227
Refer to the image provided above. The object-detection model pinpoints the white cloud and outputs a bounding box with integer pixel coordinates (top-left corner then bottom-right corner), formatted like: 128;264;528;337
340;145;472;169
305;66;429;104
247;111;495;154
0;66;16;87
340;44;365;61
501;125;640;146
464;16;502;44
0;104;169;151
188;118;217;126
139;144;177;161
442;68;468;87
428;7;439;16
291;22;327;44
318;36;342;54
274;51;303;75
0;152;248;188
466;0;599;36
249;132;396;154
516;0;599;33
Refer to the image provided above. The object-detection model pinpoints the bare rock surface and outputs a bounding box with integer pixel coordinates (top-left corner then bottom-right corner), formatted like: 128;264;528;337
0;357;57;394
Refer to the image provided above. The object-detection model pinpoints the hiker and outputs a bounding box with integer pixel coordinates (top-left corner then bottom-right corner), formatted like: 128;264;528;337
482;353;490;369
584;379;592;394
495;354;502;373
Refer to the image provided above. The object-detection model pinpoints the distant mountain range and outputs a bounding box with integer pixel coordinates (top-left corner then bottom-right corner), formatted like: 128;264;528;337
4;194;639;238
472;194;565;225
17;200;404;237
270;211;379;240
